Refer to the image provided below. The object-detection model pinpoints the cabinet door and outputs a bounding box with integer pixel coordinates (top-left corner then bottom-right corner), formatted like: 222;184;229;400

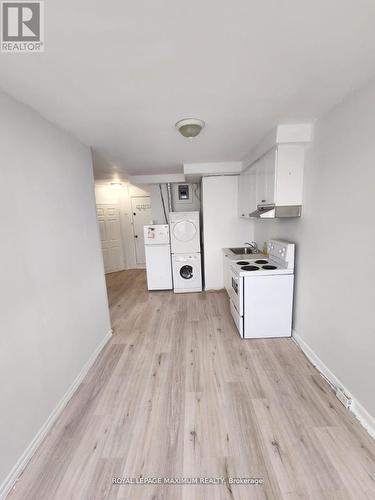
255;157;266;205
238;170;249;217
239;165;256;217
264;148;276;204
256;149;276;206
247;164;257;215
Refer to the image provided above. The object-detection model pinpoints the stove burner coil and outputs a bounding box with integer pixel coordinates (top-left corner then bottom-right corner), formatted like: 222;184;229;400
241;265;260;271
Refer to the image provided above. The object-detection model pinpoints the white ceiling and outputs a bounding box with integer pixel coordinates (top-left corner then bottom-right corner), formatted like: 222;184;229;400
1;0;375;181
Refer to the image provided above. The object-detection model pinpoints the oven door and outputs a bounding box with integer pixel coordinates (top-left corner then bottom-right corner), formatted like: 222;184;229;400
228;268;243;316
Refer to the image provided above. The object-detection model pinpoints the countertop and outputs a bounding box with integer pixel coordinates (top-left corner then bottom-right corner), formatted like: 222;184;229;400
222;247;267;260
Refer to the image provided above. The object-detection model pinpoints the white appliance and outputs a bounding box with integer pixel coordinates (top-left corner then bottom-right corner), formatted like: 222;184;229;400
169;211;202;293
228;240;295;338
144;225;173;290
169;211;200;254
172;253;202;293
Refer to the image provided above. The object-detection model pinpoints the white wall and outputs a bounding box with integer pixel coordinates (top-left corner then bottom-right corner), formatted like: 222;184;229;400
254;78;375;421
171;183;201;213
0;92;111;493
95;182;201;269
148;184;169;224
202;176;254;289
135;183;201;222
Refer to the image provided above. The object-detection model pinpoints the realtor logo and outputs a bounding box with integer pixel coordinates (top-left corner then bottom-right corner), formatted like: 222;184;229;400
1;1;44;52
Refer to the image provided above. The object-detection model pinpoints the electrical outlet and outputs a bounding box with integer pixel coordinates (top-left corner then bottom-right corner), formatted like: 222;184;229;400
336;387;352;409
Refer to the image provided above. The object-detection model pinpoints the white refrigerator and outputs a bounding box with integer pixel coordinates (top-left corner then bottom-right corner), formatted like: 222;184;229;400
144;225;173;290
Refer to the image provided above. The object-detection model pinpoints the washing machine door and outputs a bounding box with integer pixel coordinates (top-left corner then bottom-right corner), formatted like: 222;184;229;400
179;263;195;280
173;254;202;292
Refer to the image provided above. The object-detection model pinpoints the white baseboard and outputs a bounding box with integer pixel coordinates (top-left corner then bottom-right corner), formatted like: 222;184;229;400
292;330;375;440
292;330;341;390
0;329;112;500
351;399;375;440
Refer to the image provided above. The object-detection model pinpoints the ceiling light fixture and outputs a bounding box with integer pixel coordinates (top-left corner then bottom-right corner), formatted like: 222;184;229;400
175;118;205;138
110;182;123;189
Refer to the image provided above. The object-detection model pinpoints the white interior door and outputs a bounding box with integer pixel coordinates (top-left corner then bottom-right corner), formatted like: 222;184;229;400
131;196;152;265
97;204;125;274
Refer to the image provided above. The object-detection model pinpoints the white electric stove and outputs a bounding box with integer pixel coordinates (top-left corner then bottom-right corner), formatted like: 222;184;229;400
228;240;295;339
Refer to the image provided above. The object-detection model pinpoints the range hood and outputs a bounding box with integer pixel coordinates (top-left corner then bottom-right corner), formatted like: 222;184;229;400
249;204;302;219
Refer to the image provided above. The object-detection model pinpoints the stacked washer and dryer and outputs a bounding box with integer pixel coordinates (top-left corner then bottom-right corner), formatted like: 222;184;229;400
169;211;202;293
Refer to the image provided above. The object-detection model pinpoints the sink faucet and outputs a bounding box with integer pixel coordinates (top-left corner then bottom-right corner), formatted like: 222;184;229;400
244;241;259;253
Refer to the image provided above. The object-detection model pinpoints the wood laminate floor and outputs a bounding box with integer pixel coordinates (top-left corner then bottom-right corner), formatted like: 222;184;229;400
8;270;375;499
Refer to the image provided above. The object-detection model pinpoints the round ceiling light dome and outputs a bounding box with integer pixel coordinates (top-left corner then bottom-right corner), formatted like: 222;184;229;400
175;118;205;138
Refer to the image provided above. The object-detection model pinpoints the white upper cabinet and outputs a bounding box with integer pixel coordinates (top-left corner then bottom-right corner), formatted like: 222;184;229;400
238;160;256;217
256;148;276;206
239;144;305;218
238;165;250;217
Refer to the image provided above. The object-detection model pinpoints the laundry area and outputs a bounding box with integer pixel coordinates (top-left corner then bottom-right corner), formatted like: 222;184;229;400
145;210;202;293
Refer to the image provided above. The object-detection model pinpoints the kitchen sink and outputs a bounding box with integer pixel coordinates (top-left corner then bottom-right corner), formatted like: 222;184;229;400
229;247;254;255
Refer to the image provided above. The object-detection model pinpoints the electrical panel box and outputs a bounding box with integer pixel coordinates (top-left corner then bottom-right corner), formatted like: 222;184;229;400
178;184;190;200
173;183;193;206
